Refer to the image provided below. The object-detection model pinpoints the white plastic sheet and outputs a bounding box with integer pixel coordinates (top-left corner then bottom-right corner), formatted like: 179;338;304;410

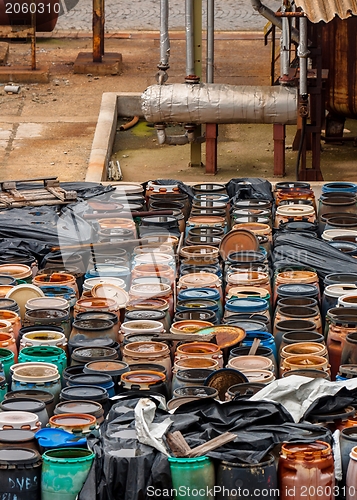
250;375;357;422
135;398;173;456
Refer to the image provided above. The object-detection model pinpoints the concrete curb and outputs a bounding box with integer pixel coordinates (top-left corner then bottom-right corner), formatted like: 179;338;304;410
86;92;142;183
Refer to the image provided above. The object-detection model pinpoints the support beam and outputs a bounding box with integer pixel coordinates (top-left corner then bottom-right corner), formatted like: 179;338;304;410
93;0;104;63
273;124;286;176
205;123;218;175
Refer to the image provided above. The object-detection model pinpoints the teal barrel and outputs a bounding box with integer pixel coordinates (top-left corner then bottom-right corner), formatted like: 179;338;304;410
0;347;14;379
41;447;95;500
168;456;215;500
18;346;67;376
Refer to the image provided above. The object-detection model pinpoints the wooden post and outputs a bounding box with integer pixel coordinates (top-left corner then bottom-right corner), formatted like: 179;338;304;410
93;0;103;62
205;123;218;174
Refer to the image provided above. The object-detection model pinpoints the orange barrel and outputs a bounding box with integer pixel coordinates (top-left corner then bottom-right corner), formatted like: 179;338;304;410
175;341;223;368
281;355;330;377
279;441;334;500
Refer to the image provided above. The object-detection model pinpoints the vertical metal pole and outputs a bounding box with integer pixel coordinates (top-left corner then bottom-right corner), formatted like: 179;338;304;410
159;0;170;69
270;24;276;86
299;16;308;96
93;0;102;63
31;9;36;70
185;0;195;76
205;0;217;174
190;0;202;167
206;0;214;83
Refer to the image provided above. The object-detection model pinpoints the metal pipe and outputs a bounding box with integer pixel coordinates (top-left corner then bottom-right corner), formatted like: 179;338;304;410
185;0;195;76
251;0;300;44
156;127;189;145
155;124;205;145
280;16;290;78
298;15;309;96
206;0;214;83
159;0;170;70
142;84;298;125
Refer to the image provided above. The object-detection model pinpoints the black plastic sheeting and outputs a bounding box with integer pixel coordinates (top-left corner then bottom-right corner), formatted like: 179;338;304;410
0;183;115;254
302;385;357;422
0;205;92;247
225;178;274;203
80;396;332;500
273;232;357;278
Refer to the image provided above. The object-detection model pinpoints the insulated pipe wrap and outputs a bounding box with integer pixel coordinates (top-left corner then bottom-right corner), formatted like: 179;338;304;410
141;84;298;125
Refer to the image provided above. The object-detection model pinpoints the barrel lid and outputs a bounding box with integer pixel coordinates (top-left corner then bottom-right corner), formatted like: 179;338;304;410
1;398;46;413
125;310;166;321
178;288;220;300
176;369;214;381
0;276;16;286
75;311;118;323
84;360;128;375
26;297;69;310
226;320;266;332
69;337;114;349
0;298;18;310
277;284;318;297
61;385;108;400
225;298;267;312
71;346;118;361
0;448;40;464
72;319;114;331
55;400;102;415
324;284;357;298
5;389;54;403
0;429;36;443
68;374;113;385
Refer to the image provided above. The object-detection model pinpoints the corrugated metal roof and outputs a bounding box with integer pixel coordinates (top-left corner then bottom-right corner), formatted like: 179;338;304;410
294;0;357;23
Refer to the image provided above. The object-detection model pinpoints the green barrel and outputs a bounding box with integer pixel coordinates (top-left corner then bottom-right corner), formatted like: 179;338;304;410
18;346;67;376
41;448;95;500
168;456;215;500
0;348;14;379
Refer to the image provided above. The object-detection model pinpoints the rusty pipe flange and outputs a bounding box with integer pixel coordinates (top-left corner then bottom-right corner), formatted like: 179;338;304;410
185;75;200;84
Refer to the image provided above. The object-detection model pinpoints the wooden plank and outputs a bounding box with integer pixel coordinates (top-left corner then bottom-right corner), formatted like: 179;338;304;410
0;25;33;38
186;432;237;458
167;431;192;458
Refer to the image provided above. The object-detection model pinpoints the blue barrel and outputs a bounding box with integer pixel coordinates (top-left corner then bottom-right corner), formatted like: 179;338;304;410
322;182;357;194
67;373;115;398
178;288;223;321
176;299;219;324
39;286;77;308
241;331;277;361
225;298;270;328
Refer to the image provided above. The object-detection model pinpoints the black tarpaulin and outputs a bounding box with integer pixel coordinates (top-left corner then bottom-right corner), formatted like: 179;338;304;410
80;397;332;500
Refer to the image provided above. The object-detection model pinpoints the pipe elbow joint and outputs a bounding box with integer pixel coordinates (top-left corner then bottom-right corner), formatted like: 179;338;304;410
155;126;167;145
